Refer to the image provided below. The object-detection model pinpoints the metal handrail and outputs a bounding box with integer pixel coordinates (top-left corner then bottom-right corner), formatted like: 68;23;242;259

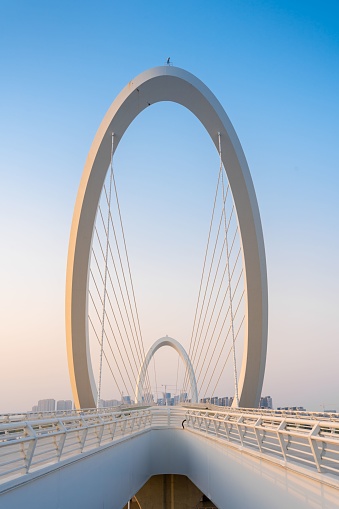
0;407;153;485
184;408;339;477
181;403;339;423
1;407;338;488
0;404;153;424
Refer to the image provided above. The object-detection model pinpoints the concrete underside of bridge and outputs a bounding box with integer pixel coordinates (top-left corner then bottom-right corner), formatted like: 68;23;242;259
1;428;338;509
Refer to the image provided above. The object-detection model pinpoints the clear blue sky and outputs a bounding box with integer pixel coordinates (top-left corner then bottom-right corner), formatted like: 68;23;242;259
0;0;338;412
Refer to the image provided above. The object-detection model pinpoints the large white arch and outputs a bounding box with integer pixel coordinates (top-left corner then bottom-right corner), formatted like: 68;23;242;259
66;66;268;409
135;336;198;404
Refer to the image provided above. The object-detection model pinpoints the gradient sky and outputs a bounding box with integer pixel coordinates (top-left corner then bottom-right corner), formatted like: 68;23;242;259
0;0;338;413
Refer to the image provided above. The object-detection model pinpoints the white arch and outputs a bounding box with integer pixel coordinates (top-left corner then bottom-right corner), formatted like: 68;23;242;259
66;66;268;409
135;336;198;404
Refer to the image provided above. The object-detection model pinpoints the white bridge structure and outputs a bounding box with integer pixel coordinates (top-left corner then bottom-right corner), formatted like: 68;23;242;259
1;406;339;508
1;66;338;508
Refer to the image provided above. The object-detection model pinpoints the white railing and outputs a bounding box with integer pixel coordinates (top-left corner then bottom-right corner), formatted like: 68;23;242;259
2;404;338;425
0;408;153;485
0;404;148;425
1;406;339;488
182;403;339;423
185;408;339;476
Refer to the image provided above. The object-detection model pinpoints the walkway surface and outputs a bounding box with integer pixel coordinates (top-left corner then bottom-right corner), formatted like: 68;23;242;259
1;405;339;508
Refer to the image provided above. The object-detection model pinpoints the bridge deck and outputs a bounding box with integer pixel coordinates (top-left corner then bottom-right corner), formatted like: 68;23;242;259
1;405;339;489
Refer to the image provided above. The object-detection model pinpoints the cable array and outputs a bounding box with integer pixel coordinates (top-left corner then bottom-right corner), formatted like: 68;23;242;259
88;132;245;408
88;134;152;407
183;134;245;405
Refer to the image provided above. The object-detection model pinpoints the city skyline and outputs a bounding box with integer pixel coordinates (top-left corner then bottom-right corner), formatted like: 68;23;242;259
0;1;338;413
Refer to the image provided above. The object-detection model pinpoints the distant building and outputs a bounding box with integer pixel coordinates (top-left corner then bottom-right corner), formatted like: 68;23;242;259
260;396;273;409
142;392;154;404
108;399;120;407
156;395;175;406
277;406;306;412
56;400;73;411
37;399;55;412
122;395;131;405
31;405;38;412
219;397;229;407
201;396;234;407
100;399;120;408
179;392;188;403
160;393;171;406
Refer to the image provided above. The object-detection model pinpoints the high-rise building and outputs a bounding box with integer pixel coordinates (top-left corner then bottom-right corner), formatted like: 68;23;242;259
37;399;55;412
102;399;120;408
219;397;229;406
260;396;273;409
277;406;306;411
180;392;188;402
142;392;154;404
56;400;73;411
200;396;234;406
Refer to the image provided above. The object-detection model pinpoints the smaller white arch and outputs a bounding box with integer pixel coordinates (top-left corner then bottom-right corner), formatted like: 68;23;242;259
135;337;198;404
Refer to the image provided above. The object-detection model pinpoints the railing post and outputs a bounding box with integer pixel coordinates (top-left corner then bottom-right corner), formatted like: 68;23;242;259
57;419;67;461
206;411;212;434
237;416;244;446
130;413;135;433
223;415;230;441
25;423;37;473
276;420;287;461
122;416;127;436
80;416;89;452
110;421;117;441
185;411;191;429
308;424;323;472
97;414;105;446
198;413;203;432
213;417;219;437
254;418;263;453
